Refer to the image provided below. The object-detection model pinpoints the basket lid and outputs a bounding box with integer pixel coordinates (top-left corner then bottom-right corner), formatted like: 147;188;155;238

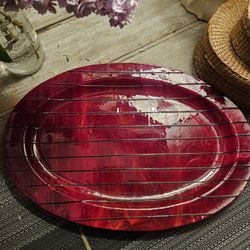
207;0;250;88
231;1;250;66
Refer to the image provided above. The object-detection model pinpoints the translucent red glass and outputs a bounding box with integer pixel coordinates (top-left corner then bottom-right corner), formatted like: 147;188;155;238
4;63;250;231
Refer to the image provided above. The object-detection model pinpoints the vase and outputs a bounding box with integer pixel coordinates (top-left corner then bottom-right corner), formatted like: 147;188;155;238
181;0;225;21
0;8;44;75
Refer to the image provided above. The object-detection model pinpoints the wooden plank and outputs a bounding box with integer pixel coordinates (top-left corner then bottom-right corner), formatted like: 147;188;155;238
25;8;72;31
122;23;206;74
0;0;199;115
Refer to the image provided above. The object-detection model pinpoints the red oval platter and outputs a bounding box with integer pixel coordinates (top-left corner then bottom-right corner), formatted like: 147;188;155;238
4;63;250;231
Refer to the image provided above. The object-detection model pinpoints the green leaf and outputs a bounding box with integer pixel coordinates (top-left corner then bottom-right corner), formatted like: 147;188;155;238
0;44;12;62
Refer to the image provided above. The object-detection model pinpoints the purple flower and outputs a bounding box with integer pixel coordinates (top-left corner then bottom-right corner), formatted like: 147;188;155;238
33;0;56;14
4;0;19;11
97;0;139;27
19;0;34;8
74;0;96;17
107;0;138;14
57;0;78;8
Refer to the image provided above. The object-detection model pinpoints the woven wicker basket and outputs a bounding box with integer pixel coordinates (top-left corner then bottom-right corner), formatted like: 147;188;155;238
193;37;250;108
231;4;250;66
193;0;250;108
206;0;250;88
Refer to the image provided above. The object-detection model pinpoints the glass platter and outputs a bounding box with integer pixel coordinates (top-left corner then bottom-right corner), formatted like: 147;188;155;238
4;63;250;231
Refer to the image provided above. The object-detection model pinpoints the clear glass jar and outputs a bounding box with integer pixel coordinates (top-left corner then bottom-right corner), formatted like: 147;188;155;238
0;8;44;75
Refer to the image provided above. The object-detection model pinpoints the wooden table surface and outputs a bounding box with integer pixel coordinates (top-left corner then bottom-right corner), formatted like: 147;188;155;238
0;1;217;249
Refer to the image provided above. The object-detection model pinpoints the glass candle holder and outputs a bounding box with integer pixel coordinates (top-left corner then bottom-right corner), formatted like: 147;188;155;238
0;8;44;75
